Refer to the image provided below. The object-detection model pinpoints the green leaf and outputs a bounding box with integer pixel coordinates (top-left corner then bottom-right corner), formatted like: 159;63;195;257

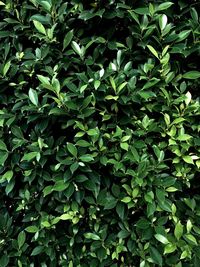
159;14;167;31
87;129;98;136
43;185;53;196
117;81;127;93
136;219;150;229
142;78;160;90
147;45;159;59
53;181;69;192
67;143;77;157
28;88;38;106
185;91;192;105
185;234;198;245
155;234;169;244
21;152;38;161
79;154;94;162
157;2;174;11
63;30;74;51
182;71;200;79
37;75;50;85
25;226;38;233
70;162;79;173
109;76;116;92
134;7;149;15
177;134;192;141
177;30;191;42
150;246;163;266
3;61;11;76
174;221;183;240
94;80;101;90
5;180;15;195
183;155;194;164
0;151;9;166
84;233;101;241
33;20;46;35
105;95;119;101
138;91;156;100
121;196;131;203
31;246;43;256
164;243;176;254
120;142;129;151
1;170;13;183
0;140;8;151
128;10;140;25
18;231;26;249
39;1;51;12
60;214;72;220
180;250;188;260
71;41;82;56
0;255;9;267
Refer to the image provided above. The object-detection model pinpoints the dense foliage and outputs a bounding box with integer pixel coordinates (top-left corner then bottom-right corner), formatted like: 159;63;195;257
0;0;200;266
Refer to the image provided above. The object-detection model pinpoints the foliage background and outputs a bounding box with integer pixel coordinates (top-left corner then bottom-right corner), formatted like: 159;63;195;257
0;0;200;266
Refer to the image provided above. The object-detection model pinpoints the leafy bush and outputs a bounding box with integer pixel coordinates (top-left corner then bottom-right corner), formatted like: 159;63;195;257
0;0;200;266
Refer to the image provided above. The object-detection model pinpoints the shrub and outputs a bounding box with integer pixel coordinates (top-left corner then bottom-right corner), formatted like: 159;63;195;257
0;0;200;266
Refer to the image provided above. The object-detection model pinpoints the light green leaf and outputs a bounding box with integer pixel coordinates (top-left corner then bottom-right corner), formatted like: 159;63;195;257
138;90;156;100
84;233;101;240
117;81;127;93
3;61;11;76
105;95;119;100
60;214;72;220
155;234;169;244
43;185;53;197
21;152;38;161
53;181;69;192
40;1;51;12
37;74;50;85
164;243;176;254
177;134;192;141
185;234;198;245
28;88;38;106
183;155;194;164
185;91;192;105
120;142;129;151
147;45;159;59
1;170;13;183
109;77;116;92
25;226;38;233
94;80;100;90
121;196;132;203
79;154;94;162
157;2;174;11
142;78;160;90
71;41;82;56
33;20;46;35
87;129;98;136
182;71;200;79
159;14;167;31
174;221;183;240
177;30;191;42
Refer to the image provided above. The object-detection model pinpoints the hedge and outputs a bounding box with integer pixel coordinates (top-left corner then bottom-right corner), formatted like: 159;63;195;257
0;0;200;266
